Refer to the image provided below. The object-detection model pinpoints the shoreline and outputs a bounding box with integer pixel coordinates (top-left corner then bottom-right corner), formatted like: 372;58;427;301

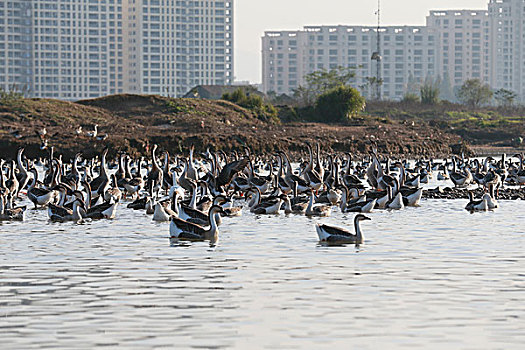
0;94;523;160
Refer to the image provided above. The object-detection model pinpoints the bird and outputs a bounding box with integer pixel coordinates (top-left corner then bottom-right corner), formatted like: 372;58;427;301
339;186;376;213
0;194;26;221
215;157;249;190
170;205;226;242
87;124;98;138
251;193;287;215
465;191;489;212
96;133;108;141
485;184;499;210
316;214;371;245
305;189;331;216
27;169;59;209
450;158;473;187
48;198;84;223
40;139;48;150
513;153;525;186
152;202;172;222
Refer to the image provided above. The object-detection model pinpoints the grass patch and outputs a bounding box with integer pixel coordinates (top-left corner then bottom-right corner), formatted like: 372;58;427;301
165;99;194;114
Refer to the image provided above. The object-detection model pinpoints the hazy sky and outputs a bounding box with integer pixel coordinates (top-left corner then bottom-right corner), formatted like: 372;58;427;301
234;0;488;83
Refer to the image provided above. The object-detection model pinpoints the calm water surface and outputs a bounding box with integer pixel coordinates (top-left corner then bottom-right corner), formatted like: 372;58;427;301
1;178;525;349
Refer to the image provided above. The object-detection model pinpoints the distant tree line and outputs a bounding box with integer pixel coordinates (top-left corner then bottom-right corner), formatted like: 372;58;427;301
233;67;523;125
267;67;521;111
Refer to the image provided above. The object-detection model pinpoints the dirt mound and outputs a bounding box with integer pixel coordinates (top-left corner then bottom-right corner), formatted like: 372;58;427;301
79;94;169;115
0;94;466;160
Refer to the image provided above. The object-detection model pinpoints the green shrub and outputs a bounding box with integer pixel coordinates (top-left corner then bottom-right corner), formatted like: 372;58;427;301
222;88;279;123
420;82;440;105
0;86;24;105
401;93;420;104
315;85;365;123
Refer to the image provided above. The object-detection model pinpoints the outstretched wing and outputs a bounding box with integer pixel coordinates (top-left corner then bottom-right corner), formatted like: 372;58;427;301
216;158;249;188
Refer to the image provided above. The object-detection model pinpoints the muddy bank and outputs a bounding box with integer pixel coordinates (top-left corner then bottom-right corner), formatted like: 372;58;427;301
0;94;494;160
424;186;525;201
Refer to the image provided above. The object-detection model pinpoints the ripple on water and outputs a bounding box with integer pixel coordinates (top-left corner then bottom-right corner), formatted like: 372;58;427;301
0;194;525;349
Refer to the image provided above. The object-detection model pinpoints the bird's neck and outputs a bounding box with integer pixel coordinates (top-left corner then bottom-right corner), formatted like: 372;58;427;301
340;190;347;212
307;192;314;212
354;220;363;243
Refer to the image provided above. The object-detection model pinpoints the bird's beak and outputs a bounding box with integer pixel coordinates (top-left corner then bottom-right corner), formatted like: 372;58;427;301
363;216;371;221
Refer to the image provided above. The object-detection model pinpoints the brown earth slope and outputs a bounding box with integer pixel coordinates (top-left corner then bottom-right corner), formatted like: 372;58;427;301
0;94;465;160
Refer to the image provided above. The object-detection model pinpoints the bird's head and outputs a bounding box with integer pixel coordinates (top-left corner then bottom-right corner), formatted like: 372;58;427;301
355;214;371;222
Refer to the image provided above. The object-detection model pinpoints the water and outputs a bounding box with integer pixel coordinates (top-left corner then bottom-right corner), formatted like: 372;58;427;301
1;179;525;349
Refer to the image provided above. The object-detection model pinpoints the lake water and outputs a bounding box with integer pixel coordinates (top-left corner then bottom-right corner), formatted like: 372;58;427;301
1;176;525;349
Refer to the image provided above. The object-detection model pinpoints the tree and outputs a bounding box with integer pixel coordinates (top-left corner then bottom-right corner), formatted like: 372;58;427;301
494;88;517;107
401;92;420;104
420;78;440;105
315;85;365;123
456;79;493;108
406;72;419;95
439;73;454;102
293;66;356;106
266;90;277;101
0;84;28;104
359;76;383;100
222;88;278;123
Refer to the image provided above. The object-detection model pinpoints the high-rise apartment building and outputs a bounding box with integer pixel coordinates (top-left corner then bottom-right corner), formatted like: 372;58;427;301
0;0;233;99
33;0;124;100
126;0;233;97
262;25;437;100
0;1;33;94
426;10;490;92
488;0;524;99
262;2;525;102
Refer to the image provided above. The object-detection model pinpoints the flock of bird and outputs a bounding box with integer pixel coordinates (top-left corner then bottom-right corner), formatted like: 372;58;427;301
26;124;106;151
1;140;524;245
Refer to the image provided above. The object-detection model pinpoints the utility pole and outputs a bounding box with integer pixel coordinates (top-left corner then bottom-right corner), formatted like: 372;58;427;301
371;0;382;100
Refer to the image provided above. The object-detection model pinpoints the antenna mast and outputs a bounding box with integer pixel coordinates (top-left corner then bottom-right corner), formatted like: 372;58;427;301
371;0;382;100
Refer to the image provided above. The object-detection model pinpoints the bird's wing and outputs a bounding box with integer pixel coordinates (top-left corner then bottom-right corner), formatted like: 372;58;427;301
217;158;249;187
171;216;205;234
319;224;354;237
49;203;73;217
177;231;204;241
88;201;112;214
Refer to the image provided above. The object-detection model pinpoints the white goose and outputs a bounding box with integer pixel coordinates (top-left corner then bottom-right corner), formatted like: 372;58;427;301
152;202;171;222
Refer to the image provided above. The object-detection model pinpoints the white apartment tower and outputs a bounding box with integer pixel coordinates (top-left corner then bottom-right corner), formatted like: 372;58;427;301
126;0;233;97
426;10;490;95
0;1;33;93
32;0;124;100
262;25;437;100
0;0;233;99
488;0;524;99
262;2;525;102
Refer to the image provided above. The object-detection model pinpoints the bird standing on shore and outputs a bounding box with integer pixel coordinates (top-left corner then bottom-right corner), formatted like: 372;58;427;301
87;124;98;138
